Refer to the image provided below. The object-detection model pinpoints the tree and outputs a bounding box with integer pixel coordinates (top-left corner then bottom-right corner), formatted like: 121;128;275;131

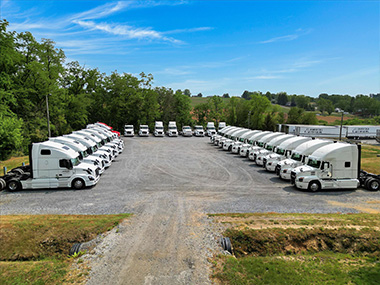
183;89;191;97
222;93;230;98
208;95;225;124
277;92;288;105
193;103;209;125
197;93;203;97
294;95;310;109
287;107;304;124
241;90;251;100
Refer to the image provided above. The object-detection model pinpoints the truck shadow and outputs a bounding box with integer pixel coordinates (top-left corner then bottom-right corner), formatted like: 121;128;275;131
282;185;356;195
1;186;94;194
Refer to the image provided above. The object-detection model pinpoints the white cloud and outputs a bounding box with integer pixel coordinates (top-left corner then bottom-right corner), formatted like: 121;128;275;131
260;29;312;44
73;20;183;43
69;1;129;21
163;27;214;35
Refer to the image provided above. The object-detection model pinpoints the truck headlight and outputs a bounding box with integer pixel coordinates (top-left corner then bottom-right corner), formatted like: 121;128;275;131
299;177;304;182
88;176;95;181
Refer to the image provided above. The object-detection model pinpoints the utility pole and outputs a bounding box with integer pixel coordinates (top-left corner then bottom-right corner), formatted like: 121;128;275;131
339;111;344;141
46;93;51;138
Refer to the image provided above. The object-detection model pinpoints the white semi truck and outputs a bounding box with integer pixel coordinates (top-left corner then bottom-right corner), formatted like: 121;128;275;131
124;125;134;137
193;125;205;137
182;126;193;137
231;130;261;154
217;128;245;147
139;125;149;137
239;131;271;157
0;141;100;191
263;136;311;172
218;122;226;130
206;122;216;136
49;136;105;174
290;143;380;192
154;121;164;137
278;139;333;180
167;121;178;137
248;132;285;161
255;134;295;166
211;126;234;144
222;129;252;151
65;133;113;168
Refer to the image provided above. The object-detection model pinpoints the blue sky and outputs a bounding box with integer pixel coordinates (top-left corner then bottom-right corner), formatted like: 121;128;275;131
1;0;379;97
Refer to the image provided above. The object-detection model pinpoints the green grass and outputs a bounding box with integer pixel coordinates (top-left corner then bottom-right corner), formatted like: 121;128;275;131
189;96;231;107
211;213;380;284
213;253;380;285
0;214;130;284
0;156;29;174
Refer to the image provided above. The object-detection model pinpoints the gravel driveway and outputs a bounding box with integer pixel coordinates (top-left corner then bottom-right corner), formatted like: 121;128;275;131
1;136;379;284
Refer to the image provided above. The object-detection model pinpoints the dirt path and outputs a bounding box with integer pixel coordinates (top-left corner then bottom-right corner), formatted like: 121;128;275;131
86;191;223;285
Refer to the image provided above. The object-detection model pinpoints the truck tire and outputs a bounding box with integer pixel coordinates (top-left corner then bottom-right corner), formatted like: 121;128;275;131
308;181;321;192
7;179;22;192
0;178;6;190
367;178;380;191
364;178;374;190
72;179;85;190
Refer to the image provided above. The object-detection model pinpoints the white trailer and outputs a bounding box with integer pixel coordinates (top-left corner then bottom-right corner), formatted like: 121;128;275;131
295;125;342;138
344;125;380;139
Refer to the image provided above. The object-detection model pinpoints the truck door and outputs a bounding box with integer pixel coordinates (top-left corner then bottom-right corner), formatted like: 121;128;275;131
52;159;74;188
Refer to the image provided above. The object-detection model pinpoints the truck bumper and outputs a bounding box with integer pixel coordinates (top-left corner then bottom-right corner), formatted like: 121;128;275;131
280;172;291;180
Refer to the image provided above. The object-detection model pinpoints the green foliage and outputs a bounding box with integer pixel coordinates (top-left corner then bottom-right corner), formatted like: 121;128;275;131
0;113;23;160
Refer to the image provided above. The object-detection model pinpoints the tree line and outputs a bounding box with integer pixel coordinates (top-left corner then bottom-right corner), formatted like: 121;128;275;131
1;19;378;160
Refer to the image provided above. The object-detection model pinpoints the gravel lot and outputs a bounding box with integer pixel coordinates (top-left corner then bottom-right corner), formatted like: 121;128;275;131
1;136;379;284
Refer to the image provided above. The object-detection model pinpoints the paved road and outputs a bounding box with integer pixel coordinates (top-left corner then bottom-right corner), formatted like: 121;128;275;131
1;137;380;284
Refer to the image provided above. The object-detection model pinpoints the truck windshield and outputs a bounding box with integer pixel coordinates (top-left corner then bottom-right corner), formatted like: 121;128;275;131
169;127;176;130
156;127;163;130
307;158;321;168
71;157;81;167
248;140;253;144
265;145;273;151
276;148;285;155
257;142;264;147
239;138;244;142
291;152;302;161
83;150;89;158
208;127;215;130
195;127;203;130
92;146;98;152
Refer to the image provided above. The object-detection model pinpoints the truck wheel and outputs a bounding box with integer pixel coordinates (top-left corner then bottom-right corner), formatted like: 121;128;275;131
364;178;374;190
0;178;6;190
368;179;380;191
72;179;85;190
7;179;22;192
308;181;321;192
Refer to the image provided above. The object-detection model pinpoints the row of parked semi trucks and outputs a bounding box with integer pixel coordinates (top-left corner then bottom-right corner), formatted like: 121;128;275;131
124;121;226;137
211;126;380;192
0;123;124;192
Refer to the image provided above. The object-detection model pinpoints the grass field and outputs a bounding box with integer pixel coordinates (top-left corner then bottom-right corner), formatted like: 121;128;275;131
211;213;380;284
0;156;29;174
0;214;130;284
